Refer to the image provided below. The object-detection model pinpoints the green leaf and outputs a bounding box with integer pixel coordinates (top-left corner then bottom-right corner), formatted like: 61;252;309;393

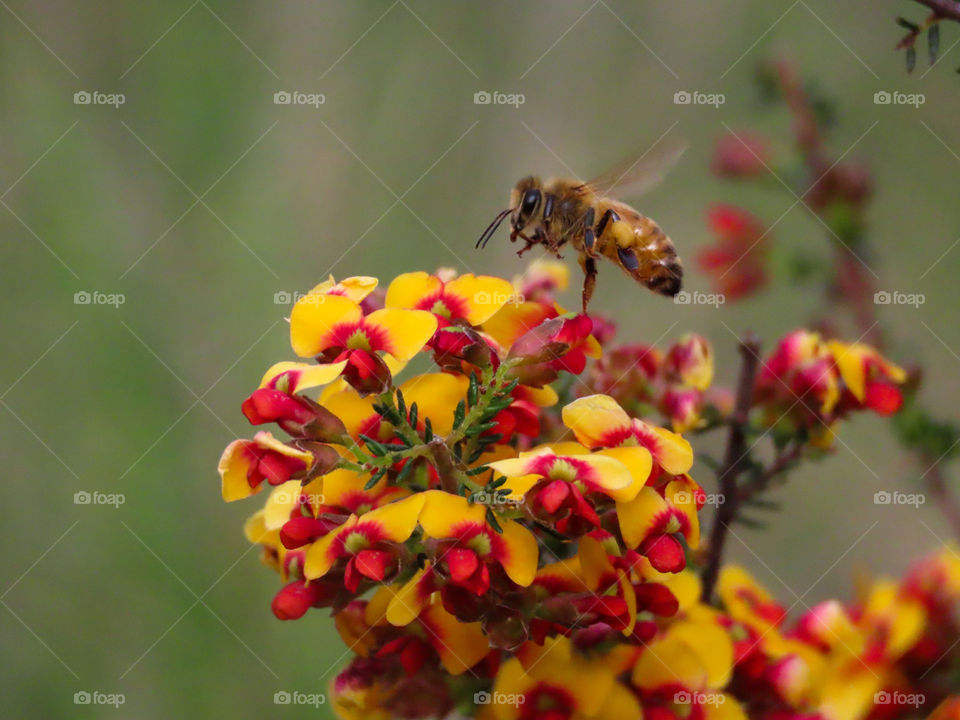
424;417;434;442
929;23;940;65
485;508;503;534
468;372;479;407
453;400;466;429
408;402;418;430
396;389;407;421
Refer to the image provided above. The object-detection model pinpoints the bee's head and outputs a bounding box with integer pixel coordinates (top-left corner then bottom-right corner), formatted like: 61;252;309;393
509;176;542;237
476;176;541;250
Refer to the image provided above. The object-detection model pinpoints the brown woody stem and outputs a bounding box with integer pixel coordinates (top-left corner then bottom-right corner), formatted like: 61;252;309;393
701;333;762;603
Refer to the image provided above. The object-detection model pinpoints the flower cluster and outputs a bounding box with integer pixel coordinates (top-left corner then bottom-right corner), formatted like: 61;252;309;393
754;330;907;444
219;267;709;718
216;265;950;720
585;329;721;433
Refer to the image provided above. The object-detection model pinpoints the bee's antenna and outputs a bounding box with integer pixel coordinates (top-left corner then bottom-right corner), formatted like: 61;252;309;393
476;208;513;250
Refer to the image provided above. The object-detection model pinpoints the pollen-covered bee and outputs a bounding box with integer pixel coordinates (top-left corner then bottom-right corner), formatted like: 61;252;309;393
476;141;685;312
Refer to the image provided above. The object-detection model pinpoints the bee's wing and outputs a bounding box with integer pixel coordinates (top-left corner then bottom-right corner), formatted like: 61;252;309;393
575;137;687;200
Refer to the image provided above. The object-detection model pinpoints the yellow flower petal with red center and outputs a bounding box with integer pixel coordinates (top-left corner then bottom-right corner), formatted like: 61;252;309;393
482;301;555;350
258;360;348;392
384;272;444;313
362;308;438;361
418;490;537;587
420;601;490;675
304;514;357;579
513;636;617;717
444;273;516;325
218;432;314;502
386;564;434;626
290;294;364;358
419;489;487;536
490;657;534;720
486;450;635;501
309;275;379;303
399;373;469;436
318;385;379;439
577;534;616;590
304;494;425;580
617;487;672;549
633;419;694;475
562;394;633;448
660;569;703;611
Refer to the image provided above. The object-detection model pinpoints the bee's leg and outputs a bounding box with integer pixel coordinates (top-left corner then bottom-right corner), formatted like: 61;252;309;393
580;253;598;313
581;207;596;256
593;209;620;256
516;230;539;257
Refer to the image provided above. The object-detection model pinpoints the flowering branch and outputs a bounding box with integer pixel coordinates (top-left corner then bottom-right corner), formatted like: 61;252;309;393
701;333;761;602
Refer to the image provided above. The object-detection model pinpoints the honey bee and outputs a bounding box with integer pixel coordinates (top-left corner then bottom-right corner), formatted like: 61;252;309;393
476;141;686;312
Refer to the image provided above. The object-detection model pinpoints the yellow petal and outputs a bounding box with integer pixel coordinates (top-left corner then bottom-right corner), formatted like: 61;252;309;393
219;439;263;502
497;519;538;587
363;308;438;362
259;360;347;392
386;565;433;626
617;487;671;549
419;490;485;537
355;493;426;543
399;373;469;436
290;294;362;358
597;446;653;502
562;394;632;448
420;601;490;675
304;515;357;579
444;274;517;325
264;480;303;529
384;272;443;311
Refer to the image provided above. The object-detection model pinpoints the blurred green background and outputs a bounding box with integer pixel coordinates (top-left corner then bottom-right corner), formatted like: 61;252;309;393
2;1;959;717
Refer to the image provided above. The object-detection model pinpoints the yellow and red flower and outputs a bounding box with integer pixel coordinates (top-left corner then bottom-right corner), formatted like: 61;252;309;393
304;494;426;592
289;291;437;393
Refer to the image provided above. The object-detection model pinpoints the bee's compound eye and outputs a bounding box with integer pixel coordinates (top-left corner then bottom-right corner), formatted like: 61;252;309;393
521;189;540;214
